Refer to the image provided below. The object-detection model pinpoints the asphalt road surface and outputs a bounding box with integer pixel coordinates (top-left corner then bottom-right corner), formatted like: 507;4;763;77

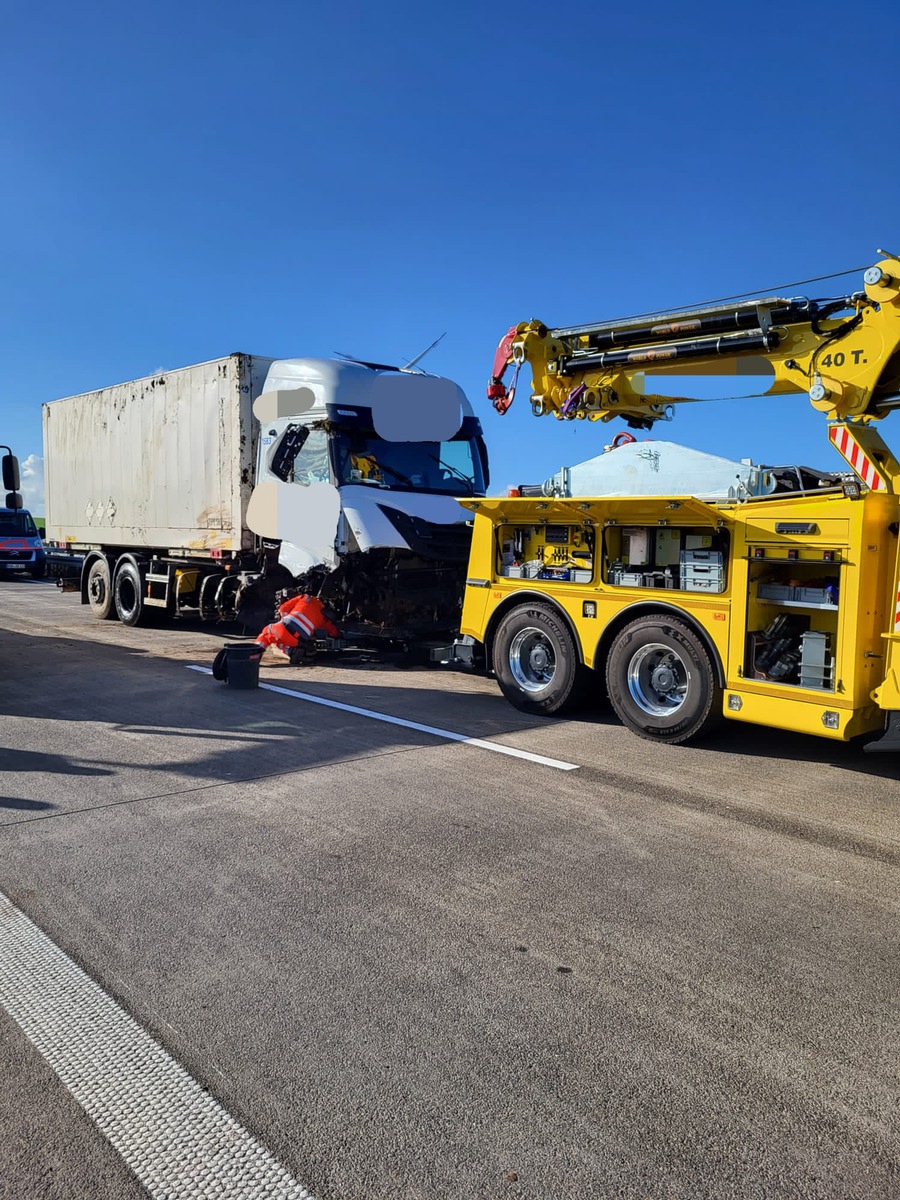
1;578;898;1199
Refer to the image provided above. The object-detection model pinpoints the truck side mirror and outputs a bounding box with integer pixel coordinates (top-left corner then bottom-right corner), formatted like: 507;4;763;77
5;492;23;510
2;452;20;492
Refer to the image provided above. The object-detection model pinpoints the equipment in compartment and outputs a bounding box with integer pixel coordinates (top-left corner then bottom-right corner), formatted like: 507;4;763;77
757;583;796;601
654;528;681;565
606;525;727;592
537;567;592;582
608;566;675;588
747;614;809;683
744;613;839;688
621;527;650;565
758;577;839;605
796;584;839;605
800;631;835;690
679;549;724;593
544;525;570;544
497;522;595;582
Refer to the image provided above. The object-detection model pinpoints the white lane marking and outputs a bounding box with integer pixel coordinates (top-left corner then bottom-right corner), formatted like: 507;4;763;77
188;666;579;771
0;890;313;1200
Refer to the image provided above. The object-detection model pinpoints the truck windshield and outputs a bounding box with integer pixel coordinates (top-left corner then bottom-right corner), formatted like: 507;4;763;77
332;434;484;496
0;511;37;537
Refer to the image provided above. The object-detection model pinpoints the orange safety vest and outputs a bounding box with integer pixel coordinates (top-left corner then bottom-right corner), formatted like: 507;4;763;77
256;594;340;649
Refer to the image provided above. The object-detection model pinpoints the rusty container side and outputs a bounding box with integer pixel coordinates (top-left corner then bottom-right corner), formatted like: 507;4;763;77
43;354;274;554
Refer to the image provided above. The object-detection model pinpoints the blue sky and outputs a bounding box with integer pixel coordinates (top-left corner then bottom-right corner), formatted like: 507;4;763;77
4;0;900;511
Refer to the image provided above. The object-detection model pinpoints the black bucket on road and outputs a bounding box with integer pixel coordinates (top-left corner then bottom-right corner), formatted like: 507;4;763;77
214;642;263;689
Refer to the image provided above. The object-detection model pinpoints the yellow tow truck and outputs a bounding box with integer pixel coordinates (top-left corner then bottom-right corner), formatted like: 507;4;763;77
457;249;900;749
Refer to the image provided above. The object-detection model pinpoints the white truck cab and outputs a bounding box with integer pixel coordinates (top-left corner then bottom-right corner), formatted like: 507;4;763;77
246;357;488;638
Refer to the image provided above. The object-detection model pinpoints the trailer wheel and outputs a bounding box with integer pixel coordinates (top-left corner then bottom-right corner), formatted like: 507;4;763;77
86;558;116;620
605;614;722;744
493;603;584;715
113;560;147;627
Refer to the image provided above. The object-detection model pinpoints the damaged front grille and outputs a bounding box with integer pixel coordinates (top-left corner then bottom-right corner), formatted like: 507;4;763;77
376;507;473;561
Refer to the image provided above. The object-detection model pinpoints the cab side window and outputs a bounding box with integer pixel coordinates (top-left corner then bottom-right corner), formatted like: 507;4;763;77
290;429;330;485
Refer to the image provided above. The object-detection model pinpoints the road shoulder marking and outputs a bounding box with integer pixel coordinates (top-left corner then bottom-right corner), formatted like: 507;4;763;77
0;890;313;1199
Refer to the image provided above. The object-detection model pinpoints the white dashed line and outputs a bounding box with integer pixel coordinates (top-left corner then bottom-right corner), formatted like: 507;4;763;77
187;665;580;771
0;890;314;1199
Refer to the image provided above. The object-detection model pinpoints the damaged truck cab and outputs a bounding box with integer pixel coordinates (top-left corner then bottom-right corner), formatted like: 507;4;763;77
247;357;489;642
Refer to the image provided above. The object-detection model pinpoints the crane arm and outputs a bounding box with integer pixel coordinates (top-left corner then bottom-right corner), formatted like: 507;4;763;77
488;253;900;430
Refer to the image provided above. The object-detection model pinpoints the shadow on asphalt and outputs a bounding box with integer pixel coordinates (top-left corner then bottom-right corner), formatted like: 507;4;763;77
2;621;899;797
0;748;114;777
686;720;900;779
0;625;567;817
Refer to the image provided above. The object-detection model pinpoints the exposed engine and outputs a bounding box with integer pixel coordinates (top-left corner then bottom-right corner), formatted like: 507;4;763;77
298;549;468;640
235;548;470;643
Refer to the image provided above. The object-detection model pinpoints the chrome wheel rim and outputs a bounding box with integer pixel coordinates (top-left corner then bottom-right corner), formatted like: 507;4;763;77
509;627;557;693
627;642;689;716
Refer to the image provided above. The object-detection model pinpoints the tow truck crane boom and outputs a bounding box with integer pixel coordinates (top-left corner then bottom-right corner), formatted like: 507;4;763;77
488;252;900;489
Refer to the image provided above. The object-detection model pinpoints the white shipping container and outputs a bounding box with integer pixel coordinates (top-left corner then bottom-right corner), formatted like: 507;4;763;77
44;354;274;553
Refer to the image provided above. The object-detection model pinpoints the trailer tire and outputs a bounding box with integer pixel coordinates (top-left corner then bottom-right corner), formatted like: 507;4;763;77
114;560;147;627
605;614;722;744
493;602;585;716
86;558;116;620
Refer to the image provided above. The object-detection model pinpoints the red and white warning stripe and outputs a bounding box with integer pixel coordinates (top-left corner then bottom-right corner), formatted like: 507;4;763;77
829;426;886;491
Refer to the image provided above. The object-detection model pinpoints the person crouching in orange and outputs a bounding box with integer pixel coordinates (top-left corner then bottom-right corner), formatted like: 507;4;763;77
256;593;341;653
